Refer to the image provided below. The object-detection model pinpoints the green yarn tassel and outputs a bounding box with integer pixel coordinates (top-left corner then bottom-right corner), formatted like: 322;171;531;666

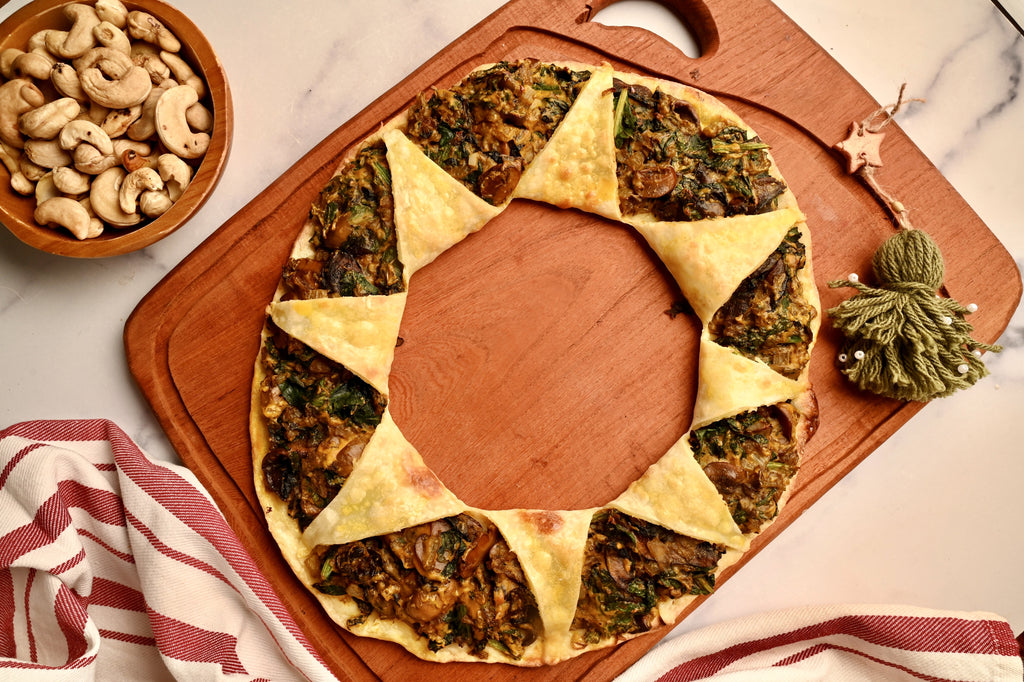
827;228;1002;401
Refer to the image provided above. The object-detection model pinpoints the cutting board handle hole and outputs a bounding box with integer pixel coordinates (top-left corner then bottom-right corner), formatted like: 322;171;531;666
589;0;702;57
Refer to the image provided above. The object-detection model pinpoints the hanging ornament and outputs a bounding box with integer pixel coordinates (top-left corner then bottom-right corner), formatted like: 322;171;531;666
827;84;1002;402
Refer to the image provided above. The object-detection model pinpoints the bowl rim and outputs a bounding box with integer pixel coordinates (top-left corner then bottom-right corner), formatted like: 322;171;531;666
0;0;233;258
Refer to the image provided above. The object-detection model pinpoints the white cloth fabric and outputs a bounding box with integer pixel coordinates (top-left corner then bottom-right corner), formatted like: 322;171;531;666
617;603;1022;681
0;419;335;681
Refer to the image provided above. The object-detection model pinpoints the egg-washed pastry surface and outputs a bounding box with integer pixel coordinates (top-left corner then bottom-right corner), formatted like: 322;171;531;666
251;59;820;666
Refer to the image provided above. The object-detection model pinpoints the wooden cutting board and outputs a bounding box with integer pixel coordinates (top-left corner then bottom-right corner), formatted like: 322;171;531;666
124;0;1021;678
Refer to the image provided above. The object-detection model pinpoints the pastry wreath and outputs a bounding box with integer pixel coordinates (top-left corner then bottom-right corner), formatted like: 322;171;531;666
250;60;820;666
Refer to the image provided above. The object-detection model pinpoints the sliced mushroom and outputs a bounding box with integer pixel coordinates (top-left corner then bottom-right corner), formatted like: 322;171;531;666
35;196;100;239
119;166;163;213
154;85;210;159
632;166;679;199
126;11;181;52
90;166;140;227
18;98;81;140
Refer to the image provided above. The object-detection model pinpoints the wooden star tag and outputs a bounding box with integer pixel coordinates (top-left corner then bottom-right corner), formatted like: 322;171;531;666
834;121;886;173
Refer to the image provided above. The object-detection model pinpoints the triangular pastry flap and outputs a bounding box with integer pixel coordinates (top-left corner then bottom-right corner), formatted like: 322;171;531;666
512;63;619;220
610;435;747;551
691;332;804;429
383;128;503;282
269;293;407;396
484;508;596;665
629;207;804;323
302;410;466;548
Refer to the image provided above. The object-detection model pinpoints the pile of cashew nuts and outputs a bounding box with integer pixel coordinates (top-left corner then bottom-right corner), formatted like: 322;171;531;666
0;0;212;240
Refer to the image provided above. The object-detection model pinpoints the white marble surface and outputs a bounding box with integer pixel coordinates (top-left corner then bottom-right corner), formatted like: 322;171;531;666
2;0;1021;669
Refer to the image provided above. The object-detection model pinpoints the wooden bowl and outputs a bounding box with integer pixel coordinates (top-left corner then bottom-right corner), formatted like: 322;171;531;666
0;0;232;258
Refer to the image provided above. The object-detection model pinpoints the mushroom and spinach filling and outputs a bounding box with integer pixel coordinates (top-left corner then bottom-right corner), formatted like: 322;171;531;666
689;402;802;535
404;59;592;205
709;227;816;379
280;141;404;301
310;514;541;659
572;510;723;646
612;79;786;220
258;321;385;529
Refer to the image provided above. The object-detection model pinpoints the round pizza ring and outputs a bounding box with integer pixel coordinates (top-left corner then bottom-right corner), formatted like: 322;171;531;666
252;61;819;666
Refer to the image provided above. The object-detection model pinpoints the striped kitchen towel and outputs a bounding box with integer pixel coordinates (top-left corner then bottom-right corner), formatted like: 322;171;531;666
616;604;1022;681
0;419;335;681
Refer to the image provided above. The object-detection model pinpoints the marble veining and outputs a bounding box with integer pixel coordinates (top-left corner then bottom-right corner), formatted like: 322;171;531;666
2;0;1022;664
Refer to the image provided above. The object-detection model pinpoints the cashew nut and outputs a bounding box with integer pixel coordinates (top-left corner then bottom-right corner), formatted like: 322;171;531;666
95;0;129;28
1;49;24;79
0;141;35;195
160;50;205;99
18;98;81;140
92;21;131;56
46;4;102;59
100;104;142;137
34;171;60;205
114;138;156;171
35;196;101;239
18;154;48;182
186;101;213;133
126;11;181;53
73;143;117;174
76;47;151;108
130;43;171;84
139;188;172;217
77;100;110;125
157;152;191;201
5;0;212;240
60;119;114;156
126;77;173;140
26;30;56;57
119;166;163;213
24;138;73;169
90;165;140;226
154;85;209;159
0;79;46;148
50;62;89;102
11;52;55;80
52;165;92;194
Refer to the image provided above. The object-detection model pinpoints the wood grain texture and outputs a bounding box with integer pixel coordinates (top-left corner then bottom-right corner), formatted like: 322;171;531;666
124;0;1022;679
